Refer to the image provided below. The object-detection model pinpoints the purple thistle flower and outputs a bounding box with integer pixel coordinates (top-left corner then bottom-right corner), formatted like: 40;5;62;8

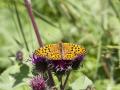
31;54;48;72
32;54;45;64
31;53;85;74
72;55;84;70
30;75;46;90
50;55;85;74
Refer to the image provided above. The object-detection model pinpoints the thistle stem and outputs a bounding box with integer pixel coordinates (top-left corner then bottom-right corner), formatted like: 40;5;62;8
60;75;63;90
62;71;71;90
24;0;43;47
24;0;55;87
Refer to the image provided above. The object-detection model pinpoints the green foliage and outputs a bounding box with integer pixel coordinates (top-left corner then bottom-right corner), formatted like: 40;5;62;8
0;64;31;90
69;72;93;90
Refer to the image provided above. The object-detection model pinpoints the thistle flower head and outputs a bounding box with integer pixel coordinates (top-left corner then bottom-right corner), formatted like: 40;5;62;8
30;75;46;90
51;55;85;74
32;54;45;64
31;54;48;72
71;55;84;70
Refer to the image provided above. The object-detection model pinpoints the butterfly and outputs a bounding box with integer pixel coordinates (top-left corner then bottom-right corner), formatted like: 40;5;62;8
34;43;86;60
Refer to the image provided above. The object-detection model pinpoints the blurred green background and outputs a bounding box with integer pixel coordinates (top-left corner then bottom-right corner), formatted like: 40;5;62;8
0;0;120;90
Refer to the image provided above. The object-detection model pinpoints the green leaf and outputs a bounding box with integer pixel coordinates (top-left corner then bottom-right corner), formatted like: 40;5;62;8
13;83;31;90
0;64;31;90
70;75;93;90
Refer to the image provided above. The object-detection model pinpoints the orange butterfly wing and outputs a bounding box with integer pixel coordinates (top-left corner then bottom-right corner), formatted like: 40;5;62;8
34;43;86;60
34;44;61;60
63;43;86;60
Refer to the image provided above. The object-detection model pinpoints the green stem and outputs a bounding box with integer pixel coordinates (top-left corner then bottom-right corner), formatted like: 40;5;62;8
62;71;71;90
94;40;102;79
60;75;63;90
13;0;29;51
108;0;120;22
